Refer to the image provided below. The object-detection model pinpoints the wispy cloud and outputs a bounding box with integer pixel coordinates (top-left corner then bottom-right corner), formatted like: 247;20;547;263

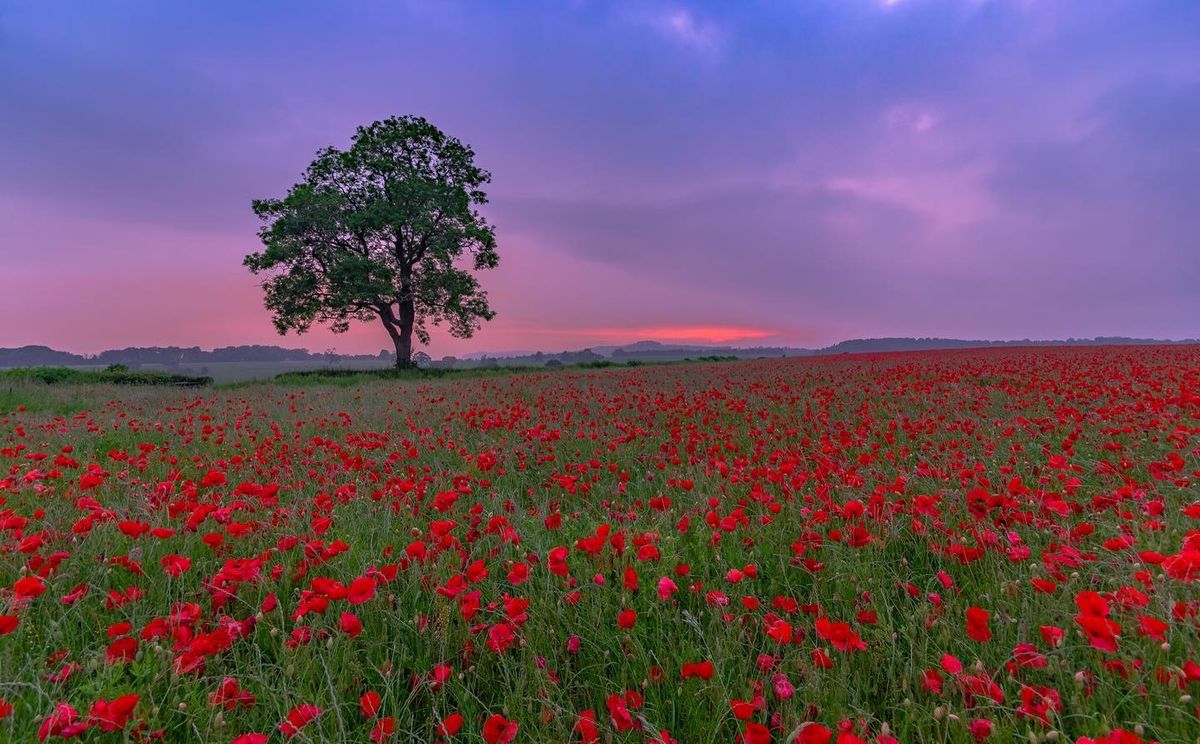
885;104;940;134
645;7;724;53
826;166;994;232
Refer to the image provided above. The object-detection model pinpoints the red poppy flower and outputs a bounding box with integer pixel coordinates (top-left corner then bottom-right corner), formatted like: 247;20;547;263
815;618;866;652
87;694;139;732
360;690;381;718
606;693;635;732
38;703;83;741
966;607;992;642
106;637;139;664
794;722;832;744
575;709;600;744
347;577;378;604
487;623;516;653
340;612;363;638
14;576;46;598
437;712;463;737
812;648;834;668
161;554;191;576
370;716;396;743
279;704;321;738
729;698;756;720
547;546;570;577
741;722;772;744
1076;614;1121;653
681;660;714;680
968;719;993;741
211;678;256;710
482;714;518;744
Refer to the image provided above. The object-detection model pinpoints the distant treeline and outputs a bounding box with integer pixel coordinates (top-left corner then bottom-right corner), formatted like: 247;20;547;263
0;345;390;368
814;336;1199;355
1;336;1195;372
448;336;1199;368
449;347;798;368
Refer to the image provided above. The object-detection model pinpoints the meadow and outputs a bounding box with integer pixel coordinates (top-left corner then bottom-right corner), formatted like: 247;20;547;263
1;346;1198;743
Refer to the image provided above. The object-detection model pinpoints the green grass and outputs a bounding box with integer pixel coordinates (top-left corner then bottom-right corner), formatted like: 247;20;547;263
266;356;739;386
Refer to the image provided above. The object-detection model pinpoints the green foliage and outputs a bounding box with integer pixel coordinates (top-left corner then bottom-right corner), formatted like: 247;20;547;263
245;115;499;367
264;356;741;386
267;355;744;386
272;365;532;386
274;367;446;383
0;367;211;386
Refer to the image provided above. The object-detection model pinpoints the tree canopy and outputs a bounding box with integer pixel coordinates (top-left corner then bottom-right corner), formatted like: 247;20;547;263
245;116;498;367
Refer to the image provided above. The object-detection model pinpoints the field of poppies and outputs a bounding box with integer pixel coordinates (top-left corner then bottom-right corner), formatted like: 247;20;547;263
2;346;1199;743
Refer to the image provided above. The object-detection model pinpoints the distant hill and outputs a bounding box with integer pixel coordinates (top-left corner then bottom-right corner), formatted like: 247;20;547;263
590;340;721;355
0;345;84;367
450;336;1199;367
1;336;1195;372
814;336;1197;355
0;344;390;369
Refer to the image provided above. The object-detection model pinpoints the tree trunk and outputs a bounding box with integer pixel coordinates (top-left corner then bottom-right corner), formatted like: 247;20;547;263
393;267;416;369
393;294;416;369
391;329;412;369
380;309;413;370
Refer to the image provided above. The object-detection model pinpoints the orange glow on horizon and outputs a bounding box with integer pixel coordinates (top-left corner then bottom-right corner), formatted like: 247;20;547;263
574;325;778;344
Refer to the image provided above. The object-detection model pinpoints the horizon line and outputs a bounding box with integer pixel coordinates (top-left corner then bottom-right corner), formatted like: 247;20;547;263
5;334;1200;360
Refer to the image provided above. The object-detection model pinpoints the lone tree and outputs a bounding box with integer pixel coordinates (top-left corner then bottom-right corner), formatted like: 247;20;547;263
245;116;498;368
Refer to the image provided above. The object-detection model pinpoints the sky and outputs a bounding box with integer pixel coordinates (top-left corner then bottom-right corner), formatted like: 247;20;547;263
1;0;1198;357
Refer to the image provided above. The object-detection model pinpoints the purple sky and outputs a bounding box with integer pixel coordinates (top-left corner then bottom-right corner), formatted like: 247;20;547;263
1;1;1197;356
